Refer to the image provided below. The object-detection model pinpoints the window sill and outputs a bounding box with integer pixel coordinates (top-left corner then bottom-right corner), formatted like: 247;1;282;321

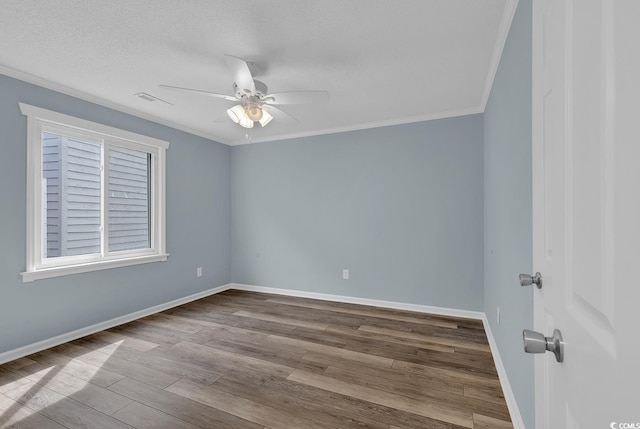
21;253;169;282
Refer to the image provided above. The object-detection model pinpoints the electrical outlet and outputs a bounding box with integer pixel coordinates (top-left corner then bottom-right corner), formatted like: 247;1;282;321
497;307;501;324
342;269;349;280
196;267;203;278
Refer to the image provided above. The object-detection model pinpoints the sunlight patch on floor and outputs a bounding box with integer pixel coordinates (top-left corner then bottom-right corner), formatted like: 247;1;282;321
0;340;123;427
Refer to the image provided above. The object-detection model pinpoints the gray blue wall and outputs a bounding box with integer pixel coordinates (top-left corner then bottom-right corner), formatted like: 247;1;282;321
0;74;231;354
231;116;484;311
483;1;534;427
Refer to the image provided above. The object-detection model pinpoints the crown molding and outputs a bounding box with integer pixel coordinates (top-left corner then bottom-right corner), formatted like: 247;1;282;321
2;63;484;148
0;64;231;145
480;0;520;111
229;105;484;146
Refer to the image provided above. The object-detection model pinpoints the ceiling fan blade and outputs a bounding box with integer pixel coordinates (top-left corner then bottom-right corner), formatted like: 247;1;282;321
264;90;329;105
224;55;256;94
262;105;300;123
159;85;237;101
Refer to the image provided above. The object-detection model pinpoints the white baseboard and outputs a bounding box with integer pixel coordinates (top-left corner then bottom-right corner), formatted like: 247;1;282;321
482;315;527;429
0;283;233;365
229;283;484;320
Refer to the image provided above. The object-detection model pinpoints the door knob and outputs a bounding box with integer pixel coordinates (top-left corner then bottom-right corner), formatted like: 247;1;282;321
519;272;542;288
523;329;564;362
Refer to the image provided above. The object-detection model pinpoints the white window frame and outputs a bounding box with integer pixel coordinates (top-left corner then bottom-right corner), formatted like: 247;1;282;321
20;103;169;282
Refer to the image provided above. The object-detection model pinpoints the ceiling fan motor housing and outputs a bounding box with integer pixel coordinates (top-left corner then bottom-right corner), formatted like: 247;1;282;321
233;80;268;100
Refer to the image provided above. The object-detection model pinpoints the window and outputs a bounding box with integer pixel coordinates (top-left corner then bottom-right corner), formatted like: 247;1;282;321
20;103;169;282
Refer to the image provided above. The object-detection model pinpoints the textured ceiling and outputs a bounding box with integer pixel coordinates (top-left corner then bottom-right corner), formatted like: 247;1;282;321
0;0;515;145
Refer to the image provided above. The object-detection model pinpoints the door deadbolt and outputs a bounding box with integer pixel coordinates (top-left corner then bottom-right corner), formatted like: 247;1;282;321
519;272;542;288
523;329;564;362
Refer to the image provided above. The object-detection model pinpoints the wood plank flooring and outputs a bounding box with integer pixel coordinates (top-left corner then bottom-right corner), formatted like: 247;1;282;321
0;290;513;429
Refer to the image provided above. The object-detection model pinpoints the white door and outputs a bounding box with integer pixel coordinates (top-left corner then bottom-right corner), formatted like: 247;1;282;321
532;1;640;428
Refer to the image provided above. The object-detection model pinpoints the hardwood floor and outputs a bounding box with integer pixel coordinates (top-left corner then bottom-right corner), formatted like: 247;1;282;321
0;290;513;429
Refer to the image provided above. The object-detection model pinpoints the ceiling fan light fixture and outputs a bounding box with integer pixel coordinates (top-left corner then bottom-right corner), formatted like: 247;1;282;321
238;115;254;129
227;104;254;128
246;104;263;121
259;110;273;127
226;104;244;124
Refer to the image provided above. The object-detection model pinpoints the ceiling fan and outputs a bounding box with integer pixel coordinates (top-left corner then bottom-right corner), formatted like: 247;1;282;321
160;55;329;129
